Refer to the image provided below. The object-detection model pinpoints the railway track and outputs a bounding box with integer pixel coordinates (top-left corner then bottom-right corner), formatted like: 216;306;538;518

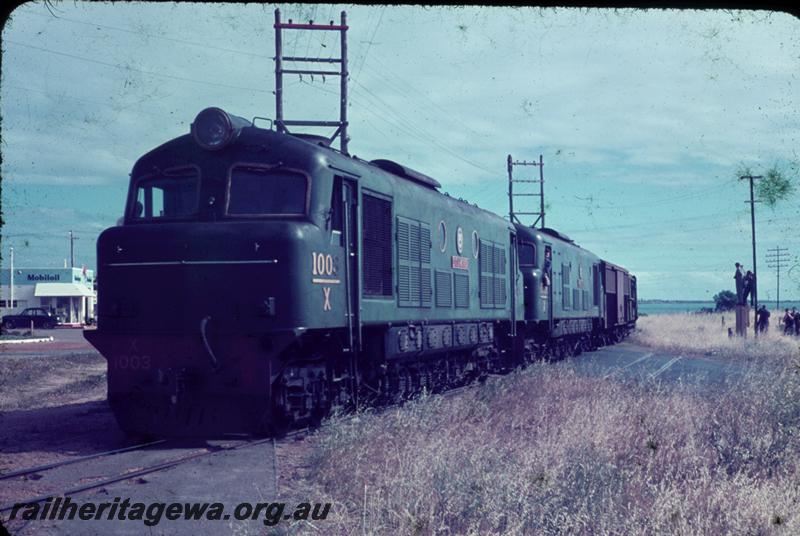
1;372;489;516
0;430;305;515
0;440;168;483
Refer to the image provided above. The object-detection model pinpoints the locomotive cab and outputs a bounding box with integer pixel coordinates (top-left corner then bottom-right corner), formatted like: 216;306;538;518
514;225;551;322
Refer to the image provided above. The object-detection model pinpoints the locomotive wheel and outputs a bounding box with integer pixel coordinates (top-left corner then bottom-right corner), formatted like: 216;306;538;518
264;413;292;438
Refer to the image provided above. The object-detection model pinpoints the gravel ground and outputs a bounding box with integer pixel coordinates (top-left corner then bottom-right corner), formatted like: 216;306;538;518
0;351;127;504
0;348;313;517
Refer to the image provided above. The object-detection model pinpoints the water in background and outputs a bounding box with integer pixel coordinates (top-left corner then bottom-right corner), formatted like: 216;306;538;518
639;301;800;316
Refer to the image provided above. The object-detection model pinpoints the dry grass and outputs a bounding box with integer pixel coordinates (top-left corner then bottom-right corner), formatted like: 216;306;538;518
631;312;800;363
286;316;800;535
0;353;106;411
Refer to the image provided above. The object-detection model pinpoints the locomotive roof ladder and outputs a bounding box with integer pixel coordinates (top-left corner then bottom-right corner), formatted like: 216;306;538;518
507;154;545;228
274;8;349;155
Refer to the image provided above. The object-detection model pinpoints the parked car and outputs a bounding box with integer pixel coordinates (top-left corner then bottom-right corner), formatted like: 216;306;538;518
2;307;61;329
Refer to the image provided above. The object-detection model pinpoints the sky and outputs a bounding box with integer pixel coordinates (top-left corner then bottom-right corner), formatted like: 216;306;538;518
1;3;799;301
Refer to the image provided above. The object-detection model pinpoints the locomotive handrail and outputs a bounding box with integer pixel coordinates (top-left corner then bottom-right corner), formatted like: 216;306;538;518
251;116;274;129
200;316;222;372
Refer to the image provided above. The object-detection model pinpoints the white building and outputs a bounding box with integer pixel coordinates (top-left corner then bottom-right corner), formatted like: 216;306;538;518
1;267;96;324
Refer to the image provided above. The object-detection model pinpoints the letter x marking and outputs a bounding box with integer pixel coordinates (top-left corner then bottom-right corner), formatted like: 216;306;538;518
323;287;332;311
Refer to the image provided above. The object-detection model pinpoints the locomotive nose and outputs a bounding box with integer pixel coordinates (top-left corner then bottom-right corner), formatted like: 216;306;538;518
88;219;317;436
95;220;310;334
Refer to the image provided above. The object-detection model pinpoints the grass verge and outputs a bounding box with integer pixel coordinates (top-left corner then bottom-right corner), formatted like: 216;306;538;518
287;317;800;535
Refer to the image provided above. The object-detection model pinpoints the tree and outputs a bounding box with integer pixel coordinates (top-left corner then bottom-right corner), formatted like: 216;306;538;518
713;290;737;311
757;165;796;208
736;162;797;208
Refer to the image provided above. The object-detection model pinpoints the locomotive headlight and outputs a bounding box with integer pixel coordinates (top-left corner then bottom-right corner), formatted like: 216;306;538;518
191;107;250;151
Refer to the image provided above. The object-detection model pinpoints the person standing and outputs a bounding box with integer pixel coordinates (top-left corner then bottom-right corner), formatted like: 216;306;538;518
793;308;800;336
783;309;794;335
742;271;754;306
734;263;745;305
757;305;770;333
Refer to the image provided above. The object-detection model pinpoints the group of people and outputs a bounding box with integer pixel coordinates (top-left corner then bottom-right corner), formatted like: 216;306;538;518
733;262;800;335
733;262;755;306
782;308;800;336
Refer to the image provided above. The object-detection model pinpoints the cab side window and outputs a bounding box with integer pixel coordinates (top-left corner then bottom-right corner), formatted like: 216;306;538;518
519;243;536;267
329;176;343;246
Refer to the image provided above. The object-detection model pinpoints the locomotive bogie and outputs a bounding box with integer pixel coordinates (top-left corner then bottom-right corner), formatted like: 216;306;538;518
85;330;298;435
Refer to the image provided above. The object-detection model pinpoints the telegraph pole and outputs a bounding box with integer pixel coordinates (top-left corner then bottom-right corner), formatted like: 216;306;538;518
507;154;545;228
69;230;78;268
766;246;790;311
9;246;14;311
740;173;762;336
274;9;349;154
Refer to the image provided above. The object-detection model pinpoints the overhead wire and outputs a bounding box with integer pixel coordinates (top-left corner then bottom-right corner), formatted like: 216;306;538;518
5;40;271;94
350;79;497;175
573;213;799;243
362;53;486;139
302;5;320;61
353;6;386;83
16;8;274;59
3;84;166;118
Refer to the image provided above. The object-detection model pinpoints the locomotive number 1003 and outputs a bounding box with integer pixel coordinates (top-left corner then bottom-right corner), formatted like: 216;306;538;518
311;252;336;277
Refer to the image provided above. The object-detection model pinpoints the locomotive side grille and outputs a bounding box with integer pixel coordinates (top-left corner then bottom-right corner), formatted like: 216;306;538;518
397;216;432;308
480;240;506;309
435;270;453;307
410;222;421;262
562;263;571;310
480;241;492;274
454;273;470;308
494;278;506;307
362;194;393;297
480;242;494;308
480;275;494;307
494;246;506;308
398;265;411;303
420;225;431;264
397;219;410;261
420;223;432;307
397;218;416;306
410;265;422;304
421;267;432;307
